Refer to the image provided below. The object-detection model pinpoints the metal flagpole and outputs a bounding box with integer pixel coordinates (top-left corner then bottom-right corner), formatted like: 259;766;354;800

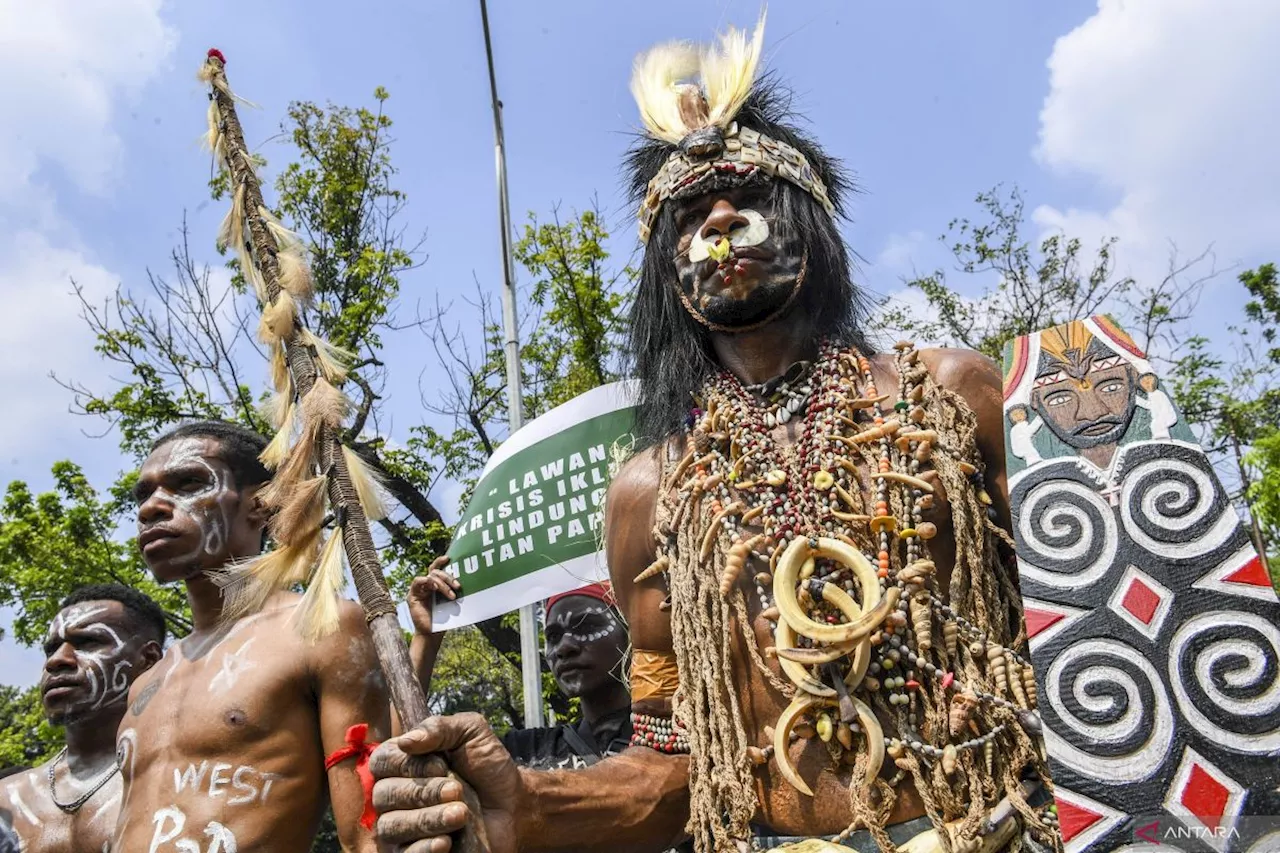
478;0;545;729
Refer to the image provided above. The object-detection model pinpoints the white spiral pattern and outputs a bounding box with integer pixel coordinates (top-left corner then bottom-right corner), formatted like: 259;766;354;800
1120;454;1237;560
1168;611;1280;754
1015;477;1118;589
1044;638;1174;782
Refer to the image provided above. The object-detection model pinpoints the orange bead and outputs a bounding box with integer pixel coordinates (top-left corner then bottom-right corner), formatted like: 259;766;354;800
879;461;891;472
875;501;889;512
878;550;890;560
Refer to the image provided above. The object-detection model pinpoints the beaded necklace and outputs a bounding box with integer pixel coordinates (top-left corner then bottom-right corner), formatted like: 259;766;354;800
639;339;1046;816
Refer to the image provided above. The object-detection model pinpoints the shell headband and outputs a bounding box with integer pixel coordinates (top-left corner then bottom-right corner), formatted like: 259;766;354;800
631;13;836;243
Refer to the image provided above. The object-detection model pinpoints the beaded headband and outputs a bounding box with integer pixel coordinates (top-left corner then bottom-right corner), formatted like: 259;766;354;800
631;13;836;243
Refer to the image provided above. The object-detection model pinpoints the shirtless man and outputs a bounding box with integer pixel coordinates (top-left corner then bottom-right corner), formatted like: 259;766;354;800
370;19;1053;853
119;420;389;852
0;585;164;852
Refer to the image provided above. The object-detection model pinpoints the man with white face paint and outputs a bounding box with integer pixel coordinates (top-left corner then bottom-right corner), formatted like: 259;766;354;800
118;420;389;852
409;573;632;771
0;584;165;852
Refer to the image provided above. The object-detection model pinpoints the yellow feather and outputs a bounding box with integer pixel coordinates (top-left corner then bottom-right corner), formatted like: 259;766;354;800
300;329;352;385
342;445;388;521
214;539;318;624
271;475;327;547
270;343;291;395
294;527;347;642
301;377;351;432
261;423;316;510
630;41;702;144
262;386;295;430
277;248;313;303
257;291;297;344
259;400;295;470
702;10;767;129
203;100;221;156
215;183;245;253
257;205;300;250
240;244;267;303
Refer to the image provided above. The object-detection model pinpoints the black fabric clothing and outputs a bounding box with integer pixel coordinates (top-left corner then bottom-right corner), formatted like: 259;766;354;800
500;707;632;770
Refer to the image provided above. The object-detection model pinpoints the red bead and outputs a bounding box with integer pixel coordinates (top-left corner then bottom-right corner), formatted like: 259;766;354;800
942;672;954;689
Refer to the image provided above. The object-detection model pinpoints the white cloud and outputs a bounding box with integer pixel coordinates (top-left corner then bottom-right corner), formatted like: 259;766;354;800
1033;0;1280;288
0;0;177;198
875;230;929;273
0;0;177;457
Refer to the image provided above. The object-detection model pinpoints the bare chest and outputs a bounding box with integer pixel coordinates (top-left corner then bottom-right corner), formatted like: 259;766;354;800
2;769;121;853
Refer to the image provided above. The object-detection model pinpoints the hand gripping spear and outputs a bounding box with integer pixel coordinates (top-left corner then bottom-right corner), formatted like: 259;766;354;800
198;48;489;852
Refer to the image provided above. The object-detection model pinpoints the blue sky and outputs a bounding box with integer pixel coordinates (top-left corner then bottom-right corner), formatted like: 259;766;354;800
3;0;1278;683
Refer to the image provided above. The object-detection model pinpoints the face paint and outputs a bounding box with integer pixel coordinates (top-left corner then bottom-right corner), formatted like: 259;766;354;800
40;603;138;723
688;208;770;262
136;437;238;580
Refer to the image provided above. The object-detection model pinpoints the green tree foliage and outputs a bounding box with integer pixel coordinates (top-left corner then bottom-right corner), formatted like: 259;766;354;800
1170;263;1280;577
1;91;629;781
880;185;1218;361
0;462;189;645
0;685;61;768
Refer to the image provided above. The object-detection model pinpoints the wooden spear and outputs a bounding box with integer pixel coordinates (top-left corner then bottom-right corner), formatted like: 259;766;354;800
199;48;489;853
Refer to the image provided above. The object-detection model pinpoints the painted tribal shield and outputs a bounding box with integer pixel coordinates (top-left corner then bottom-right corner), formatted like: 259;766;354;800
1002;316;1280;853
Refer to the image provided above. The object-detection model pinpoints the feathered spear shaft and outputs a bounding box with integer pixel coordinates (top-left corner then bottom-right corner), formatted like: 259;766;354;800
199;48;487;853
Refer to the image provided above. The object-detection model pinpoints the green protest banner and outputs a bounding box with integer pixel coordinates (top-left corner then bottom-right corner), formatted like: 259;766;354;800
433;381;639;629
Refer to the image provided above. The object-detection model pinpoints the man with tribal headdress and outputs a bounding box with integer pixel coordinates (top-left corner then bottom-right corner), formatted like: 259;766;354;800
0;585;165;852
371;17;1057;853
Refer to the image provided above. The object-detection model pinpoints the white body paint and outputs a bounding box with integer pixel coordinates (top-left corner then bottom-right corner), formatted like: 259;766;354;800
172;761;283;806
149;806;239;853
208;638;257;694
688;208;770;262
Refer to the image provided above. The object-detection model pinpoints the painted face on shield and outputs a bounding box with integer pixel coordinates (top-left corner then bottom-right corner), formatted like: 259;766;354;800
1032;361;1138;450
134;437;259;582
671;181;805;329
39;601;152;725
543;595;627;699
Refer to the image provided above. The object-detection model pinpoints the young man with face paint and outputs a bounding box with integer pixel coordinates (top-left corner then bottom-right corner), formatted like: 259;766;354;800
370;17;1054;853
0;584;165;853
408;571;632;770
116;420;389;852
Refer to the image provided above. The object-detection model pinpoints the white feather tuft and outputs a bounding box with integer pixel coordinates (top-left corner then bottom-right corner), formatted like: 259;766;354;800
299;328;353;385
257;291;297;344
702;10;767;129
203;100;222;157
276;248;314;303
294;526;346;641
342;444;389;521
630;41;702;145
257;205;301;250
260;399;296;470
216;183;246;253
269;343;291;395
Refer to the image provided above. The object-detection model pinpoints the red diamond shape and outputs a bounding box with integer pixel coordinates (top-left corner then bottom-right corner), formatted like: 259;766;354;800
1223;555;1271;588
1025;606;1064;639
1181;764;1231;830
1120;577;1161;625
1057;798;1104;843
